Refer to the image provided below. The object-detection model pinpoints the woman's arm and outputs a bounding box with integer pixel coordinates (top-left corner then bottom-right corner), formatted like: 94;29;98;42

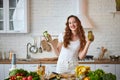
79;32;94;59
50;41;62;56
78;41;91;59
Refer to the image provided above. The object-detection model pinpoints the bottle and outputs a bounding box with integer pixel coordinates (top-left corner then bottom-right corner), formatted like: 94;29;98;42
88;31;94;41
9;51;13;60
43;31;51;42
9;53;16;71
36;63;45;76
2;52;6;60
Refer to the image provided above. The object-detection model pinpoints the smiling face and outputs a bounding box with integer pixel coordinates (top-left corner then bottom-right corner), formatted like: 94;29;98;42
68;17;78;32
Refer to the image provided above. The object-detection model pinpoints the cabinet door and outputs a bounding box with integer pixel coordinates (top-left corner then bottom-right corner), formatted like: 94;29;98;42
0;0;29;33
44;64;57;74
116;64;120;80
4;64;11;79
16;64;24;69
96;64;116;74
0;64;4;80
23;64;38;72
0;0;5;32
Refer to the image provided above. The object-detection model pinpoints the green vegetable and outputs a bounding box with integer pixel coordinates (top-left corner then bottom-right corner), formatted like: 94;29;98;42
87;69;105;80
9;68;28;76
102;73;116;80
6;69;40;80
87;69;116;80
28;71;40;80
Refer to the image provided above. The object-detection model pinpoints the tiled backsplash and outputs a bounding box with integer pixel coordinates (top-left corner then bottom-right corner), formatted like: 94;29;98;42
0;0;120;59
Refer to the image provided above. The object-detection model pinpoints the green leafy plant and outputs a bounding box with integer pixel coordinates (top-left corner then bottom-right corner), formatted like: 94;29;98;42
102;73;116;80
87;69;105;80
87;69;116;80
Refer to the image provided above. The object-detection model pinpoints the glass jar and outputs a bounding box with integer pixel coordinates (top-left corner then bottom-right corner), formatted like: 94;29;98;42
88;31;94;41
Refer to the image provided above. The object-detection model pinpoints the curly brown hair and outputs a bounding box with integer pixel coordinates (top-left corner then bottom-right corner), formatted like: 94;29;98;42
64;15;86;52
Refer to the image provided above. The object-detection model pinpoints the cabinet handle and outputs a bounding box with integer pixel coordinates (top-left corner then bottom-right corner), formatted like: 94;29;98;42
51;65;56;67
29;65;36;67
103;65;109;67
15;31;20;32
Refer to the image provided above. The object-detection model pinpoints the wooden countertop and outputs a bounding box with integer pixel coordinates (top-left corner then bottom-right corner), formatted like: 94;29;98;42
0;58;120;64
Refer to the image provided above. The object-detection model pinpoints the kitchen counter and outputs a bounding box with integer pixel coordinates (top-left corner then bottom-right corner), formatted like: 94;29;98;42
0;58;120;64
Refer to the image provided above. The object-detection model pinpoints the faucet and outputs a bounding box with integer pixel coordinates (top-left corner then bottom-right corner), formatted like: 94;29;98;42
26;42;32;59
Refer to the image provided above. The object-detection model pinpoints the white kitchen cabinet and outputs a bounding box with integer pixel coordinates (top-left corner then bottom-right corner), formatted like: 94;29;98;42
0;64;4;80
23;64;57;74
16;64;24;69
79;64;96;71
116;64;120;80
44;64;57;74
23;64;38;72
4;64;11;79
0;0;29;33
95;64;116;75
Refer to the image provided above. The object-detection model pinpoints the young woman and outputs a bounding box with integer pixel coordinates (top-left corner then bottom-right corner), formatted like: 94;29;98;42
51;15;94;74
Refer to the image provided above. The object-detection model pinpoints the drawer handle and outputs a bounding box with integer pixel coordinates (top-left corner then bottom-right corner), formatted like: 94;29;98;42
104;65;109;67
29;65;36;67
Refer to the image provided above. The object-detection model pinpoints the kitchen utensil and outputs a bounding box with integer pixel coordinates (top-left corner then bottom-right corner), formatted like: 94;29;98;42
85;55;94;60
109;55;120;61
98;47;107;59
29;38;38;54
39;36;43;53
29;45;38;53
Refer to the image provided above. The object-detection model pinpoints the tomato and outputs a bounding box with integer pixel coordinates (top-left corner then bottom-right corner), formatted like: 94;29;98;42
16;73;21;76
27;76;32;80
20;73;24;76
22;77;28;80
10;76;16;80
